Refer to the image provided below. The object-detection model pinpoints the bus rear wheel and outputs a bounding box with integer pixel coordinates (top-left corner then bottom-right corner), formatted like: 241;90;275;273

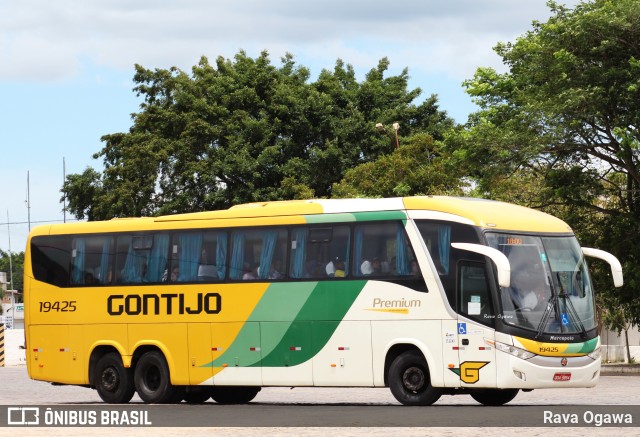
134;351;177;403
388;350;442;406
94;352;135;404
210;386;261;404
470;389;519;406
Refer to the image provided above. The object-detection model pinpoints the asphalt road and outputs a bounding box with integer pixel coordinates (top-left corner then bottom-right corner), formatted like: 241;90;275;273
0;366;638;435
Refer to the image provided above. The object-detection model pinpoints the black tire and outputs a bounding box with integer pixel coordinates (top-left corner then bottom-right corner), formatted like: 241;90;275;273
210;386;261;404
183;386;212;404
94;352;136;404
388;350;442;406
134;351;177;403
470;389;519;406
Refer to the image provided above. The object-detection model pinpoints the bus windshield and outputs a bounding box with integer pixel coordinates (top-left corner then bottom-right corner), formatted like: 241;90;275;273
485;233;596;335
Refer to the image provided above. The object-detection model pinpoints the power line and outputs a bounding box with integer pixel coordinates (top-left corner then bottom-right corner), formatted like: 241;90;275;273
0;219;80;227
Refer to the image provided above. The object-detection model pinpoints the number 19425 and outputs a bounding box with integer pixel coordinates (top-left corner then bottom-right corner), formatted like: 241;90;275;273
39;301;77;312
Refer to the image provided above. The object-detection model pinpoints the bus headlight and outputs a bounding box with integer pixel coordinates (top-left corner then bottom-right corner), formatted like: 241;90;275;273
486;339;536;360
587;347;601;361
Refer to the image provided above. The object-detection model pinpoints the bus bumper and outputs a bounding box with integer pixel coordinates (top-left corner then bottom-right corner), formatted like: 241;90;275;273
496;351;601;389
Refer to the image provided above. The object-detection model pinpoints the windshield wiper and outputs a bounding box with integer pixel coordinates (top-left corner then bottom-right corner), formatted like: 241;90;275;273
535;275;557;339
535;274;587;339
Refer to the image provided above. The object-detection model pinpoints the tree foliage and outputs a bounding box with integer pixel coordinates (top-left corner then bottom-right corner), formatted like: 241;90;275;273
459;0;640;323
0;250;24;294
64;51;453;218
332;133;467;198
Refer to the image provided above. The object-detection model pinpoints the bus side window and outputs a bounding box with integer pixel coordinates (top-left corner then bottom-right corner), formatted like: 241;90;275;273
31;236;72;287
115;235;153;284
353;222;416;277
173;232;203;282
196;231;228;281
230;229;287;281
289;226;349;279
458;261;494;325
70;236;113;286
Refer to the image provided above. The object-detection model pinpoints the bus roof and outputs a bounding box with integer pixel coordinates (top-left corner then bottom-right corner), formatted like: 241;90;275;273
403;196;571;233
32;196;571;237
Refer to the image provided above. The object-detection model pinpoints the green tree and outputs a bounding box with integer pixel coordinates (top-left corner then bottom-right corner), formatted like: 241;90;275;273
0;250;24;296
332;133;466;198
458;0;640;322
64;51;453;219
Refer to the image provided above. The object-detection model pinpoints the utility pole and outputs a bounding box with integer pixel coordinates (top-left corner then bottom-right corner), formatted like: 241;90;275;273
26;171;31;231
63;157;67;223
6;210;13;291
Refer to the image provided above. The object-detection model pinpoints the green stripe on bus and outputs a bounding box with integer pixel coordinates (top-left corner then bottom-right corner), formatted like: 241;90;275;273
304;211;406;224
257;280;366;367
205;280;367;369
564;338;598;355
206;282;316;368
350;211;406;222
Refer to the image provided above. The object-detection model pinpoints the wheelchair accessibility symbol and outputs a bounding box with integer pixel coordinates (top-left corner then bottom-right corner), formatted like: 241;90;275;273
561;313;569;326
458;322;467;335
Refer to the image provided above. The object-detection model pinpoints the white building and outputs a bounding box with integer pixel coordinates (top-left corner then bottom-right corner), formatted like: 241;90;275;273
1;271;24;329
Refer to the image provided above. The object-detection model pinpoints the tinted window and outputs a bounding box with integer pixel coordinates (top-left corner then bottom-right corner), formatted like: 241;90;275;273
458;261;494;325
170;231;228;282
70;236;113;285
31;236;71;287
230;229;287;280
290;226;350;279
353;222;417;278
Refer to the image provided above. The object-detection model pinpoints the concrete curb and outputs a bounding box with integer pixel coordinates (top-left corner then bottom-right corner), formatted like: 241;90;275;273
600;364;640;375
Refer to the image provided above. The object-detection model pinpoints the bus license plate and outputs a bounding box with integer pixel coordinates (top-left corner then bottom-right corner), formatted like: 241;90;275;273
553;372;571;381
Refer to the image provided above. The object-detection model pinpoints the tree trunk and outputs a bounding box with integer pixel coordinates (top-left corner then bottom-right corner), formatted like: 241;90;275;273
624;328;631;364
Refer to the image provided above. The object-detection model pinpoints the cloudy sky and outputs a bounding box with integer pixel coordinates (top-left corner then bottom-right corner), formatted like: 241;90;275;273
0;0;581;253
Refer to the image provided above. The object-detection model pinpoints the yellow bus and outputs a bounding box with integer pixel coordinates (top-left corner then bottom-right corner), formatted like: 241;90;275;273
24;196;623;405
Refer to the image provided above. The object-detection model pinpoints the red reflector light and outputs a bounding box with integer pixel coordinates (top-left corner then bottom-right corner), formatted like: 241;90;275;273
553;372;571;381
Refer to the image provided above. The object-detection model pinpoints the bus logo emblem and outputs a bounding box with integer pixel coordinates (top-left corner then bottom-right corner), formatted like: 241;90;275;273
449;361;489;384
561;357;568;367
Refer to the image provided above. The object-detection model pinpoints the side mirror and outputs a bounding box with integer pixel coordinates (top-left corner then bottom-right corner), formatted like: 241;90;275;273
451;243;511;288
582;247;623;287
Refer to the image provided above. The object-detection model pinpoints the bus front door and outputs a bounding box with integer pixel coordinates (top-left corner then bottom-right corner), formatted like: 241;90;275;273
454;261;497;388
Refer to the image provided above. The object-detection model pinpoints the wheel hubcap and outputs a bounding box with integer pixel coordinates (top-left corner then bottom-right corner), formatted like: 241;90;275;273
144;366;161;391
102;367;119;392
402;366;425;392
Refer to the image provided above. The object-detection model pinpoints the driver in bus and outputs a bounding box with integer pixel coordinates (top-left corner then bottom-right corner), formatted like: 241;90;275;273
510;270;541;310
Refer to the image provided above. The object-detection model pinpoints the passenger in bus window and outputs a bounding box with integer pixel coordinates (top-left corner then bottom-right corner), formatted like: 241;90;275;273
243;263;258;280
361;259;373;275
270;259;285;279
85;272;96;285
334;258;345;277
326;259;336;277
371;258;382;276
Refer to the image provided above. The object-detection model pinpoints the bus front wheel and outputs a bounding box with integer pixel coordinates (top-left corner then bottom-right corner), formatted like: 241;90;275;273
470;389;519;406
388;350;442;406
134;351;177;403
94;352;136;404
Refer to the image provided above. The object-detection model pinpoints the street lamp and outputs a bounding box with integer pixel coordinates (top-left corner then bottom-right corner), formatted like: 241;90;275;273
375;122;400;149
